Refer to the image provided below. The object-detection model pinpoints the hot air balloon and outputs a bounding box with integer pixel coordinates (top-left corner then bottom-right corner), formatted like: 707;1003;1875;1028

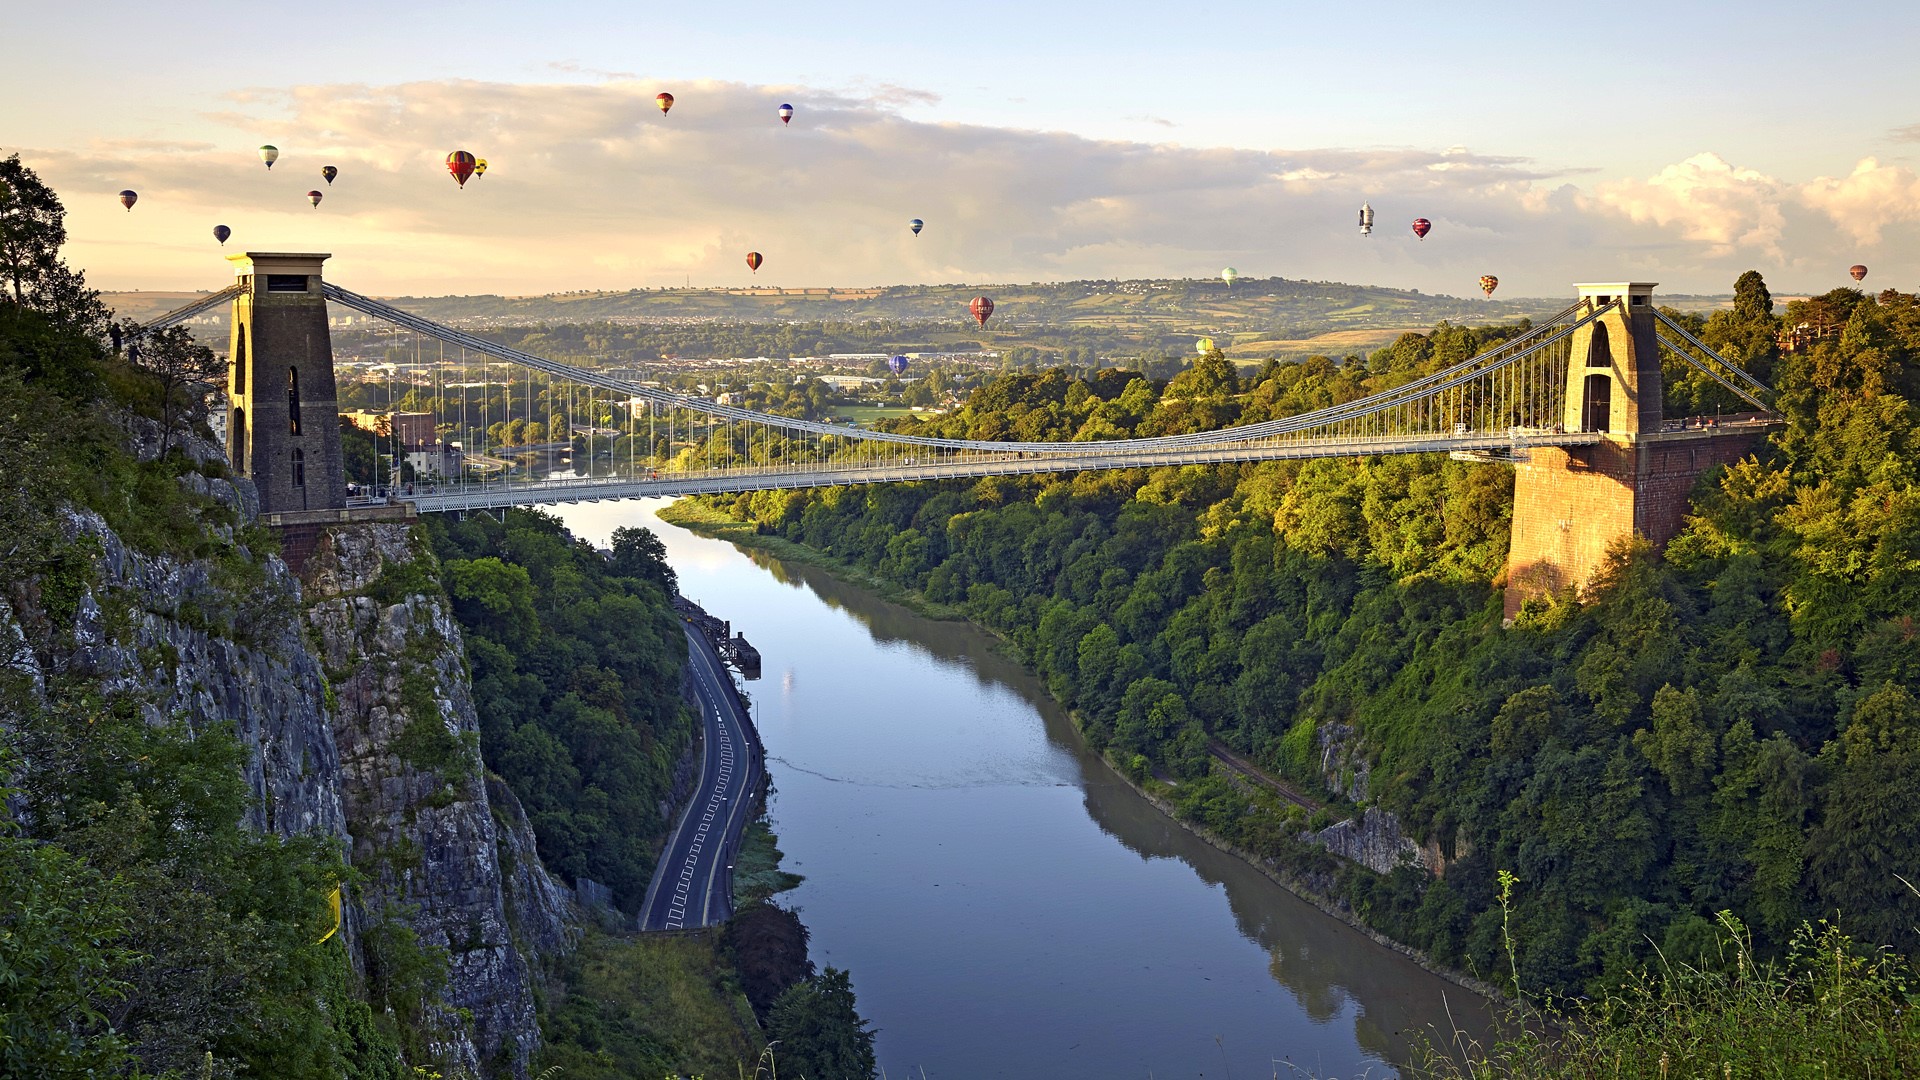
1850;264;1868;282
446;150;477;188
778;103;794;125
259;145;279;170
118;190;137;212
888;355;908;375
1195;337;1216;355
307;190;324;208
213;225;231;246
1412;218;1432;240
1479;275;1499;298
909;218;924;235
656;92;674;114
321;165;338;185
1359;203;1374;236
745;251;763;273
970;296;994;327
474;158;488;178
1221;267;1240;288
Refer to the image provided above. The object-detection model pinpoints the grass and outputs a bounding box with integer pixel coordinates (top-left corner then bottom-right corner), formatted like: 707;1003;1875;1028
536;928;763;1079
829;404;921;423
731;820;804;909
1407;910;1920;1079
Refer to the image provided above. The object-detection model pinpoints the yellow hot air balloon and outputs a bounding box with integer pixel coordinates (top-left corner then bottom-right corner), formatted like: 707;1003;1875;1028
1195;337;1216;355
1479;275;1499;299
475;158;489;178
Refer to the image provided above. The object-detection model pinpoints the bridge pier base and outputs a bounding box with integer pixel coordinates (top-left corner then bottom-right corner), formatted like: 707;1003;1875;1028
1503;429;1764;620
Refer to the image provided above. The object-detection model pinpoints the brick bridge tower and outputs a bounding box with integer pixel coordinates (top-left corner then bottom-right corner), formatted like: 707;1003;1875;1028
1503;282;1765;619
224;252;348;513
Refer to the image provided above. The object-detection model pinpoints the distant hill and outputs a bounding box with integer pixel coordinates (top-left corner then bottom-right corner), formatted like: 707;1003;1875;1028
104;278;1735;366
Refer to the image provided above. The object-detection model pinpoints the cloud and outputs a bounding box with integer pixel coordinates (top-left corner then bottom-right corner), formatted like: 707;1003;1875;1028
1589;153;1789;256
1889;123;1920;143
24;78;1920;297
1800;157;1920;245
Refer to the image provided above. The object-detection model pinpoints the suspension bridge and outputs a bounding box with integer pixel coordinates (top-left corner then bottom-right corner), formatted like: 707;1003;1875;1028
141;254;1778;612
142;255;1774;518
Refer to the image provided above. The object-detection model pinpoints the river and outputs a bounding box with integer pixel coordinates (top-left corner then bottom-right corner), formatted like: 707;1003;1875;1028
555;499;1488;1080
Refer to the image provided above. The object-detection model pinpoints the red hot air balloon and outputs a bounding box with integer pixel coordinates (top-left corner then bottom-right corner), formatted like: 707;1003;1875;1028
656;92;674;114
118;190;138;212
446;150;477;188
213;225;231;245
970;296;994;327
745;251;763;273
1850;264;1869;282
307;190;324;208
1412;218;1432;240
778;103;794;125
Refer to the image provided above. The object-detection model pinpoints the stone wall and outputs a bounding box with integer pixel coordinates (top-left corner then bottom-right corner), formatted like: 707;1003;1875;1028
1504;429;1764;618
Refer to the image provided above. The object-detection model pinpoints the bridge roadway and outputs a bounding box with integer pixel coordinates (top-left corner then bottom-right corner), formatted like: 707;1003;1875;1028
409;430;1611;512
638;621;763;932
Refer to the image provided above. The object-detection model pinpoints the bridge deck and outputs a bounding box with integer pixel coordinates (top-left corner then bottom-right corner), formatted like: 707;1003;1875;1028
407;430;1618;512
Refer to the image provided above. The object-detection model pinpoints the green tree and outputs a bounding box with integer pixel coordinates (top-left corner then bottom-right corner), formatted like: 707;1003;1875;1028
767;967;876;1080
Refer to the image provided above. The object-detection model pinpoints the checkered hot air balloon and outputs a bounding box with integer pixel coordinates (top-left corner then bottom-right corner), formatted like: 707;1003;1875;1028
1479;275;1499;298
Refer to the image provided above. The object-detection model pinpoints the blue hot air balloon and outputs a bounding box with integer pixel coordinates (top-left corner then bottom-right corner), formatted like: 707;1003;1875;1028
778;103;794;125
909;218;924;235
213;224;231;245
888;355;908;376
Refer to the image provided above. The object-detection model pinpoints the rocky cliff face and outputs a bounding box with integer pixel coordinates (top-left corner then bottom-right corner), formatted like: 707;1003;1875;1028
1305;722;1448;877
3;425;572;1080
302;521;574;1078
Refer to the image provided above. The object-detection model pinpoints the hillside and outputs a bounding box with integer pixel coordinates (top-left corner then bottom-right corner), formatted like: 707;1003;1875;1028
108;277;1736;338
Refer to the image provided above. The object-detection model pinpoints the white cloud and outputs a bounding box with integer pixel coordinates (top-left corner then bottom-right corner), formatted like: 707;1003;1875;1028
1589;153;1788;256
1799;157;1920;245
21;78;1920;297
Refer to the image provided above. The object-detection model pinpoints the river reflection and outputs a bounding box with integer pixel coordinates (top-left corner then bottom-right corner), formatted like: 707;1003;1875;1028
554;500;1488;1079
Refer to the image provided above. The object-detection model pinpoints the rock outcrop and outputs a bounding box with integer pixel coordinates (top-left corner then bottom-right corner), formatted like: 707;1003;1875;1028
5;423;573;1079
302;521;573;1078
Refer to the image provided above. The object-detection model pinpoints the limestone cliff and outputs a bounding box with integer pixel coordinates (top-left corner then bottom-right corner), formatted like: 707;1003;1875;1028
302;521;573;1076
2;424;572;1079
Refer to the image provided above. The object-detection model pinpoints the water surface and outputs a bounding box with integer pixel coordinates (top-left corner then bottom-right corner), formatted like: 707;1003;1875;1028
557;499;1487;1079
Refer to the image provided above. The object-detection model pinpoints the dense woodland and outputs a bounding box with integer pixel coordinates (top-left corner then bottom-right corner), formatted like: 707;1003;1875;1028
0;155;881;1078
708;272;1920;1000
423;510;688;913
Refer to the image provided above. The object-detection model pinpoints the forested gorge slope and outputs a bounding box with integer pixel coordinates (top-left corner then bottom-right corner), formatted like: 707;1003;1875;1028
707;278;1920;994
0;154;782;1079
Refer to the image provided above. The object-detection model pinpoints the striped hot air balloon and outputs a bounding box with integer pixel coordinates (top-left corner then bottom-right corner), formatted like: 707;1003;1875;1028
745;251;763;273
446;150;477;188
117;190;137;212
970;296;994;327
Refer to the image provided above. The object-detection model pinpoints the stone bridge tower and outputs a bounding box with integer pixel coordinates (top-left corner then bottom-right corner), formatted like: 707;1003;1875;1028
1503;282;1765;619
225;252;347;513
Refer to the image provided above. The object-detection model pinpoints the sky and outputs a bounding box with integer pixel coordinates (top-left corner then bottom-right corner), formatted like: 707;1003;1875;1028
8;0;1920;298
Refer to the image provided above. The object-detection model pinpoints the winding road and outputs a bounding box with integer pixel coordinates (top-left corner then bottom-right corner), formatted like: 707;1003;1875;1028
638;621;762;931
